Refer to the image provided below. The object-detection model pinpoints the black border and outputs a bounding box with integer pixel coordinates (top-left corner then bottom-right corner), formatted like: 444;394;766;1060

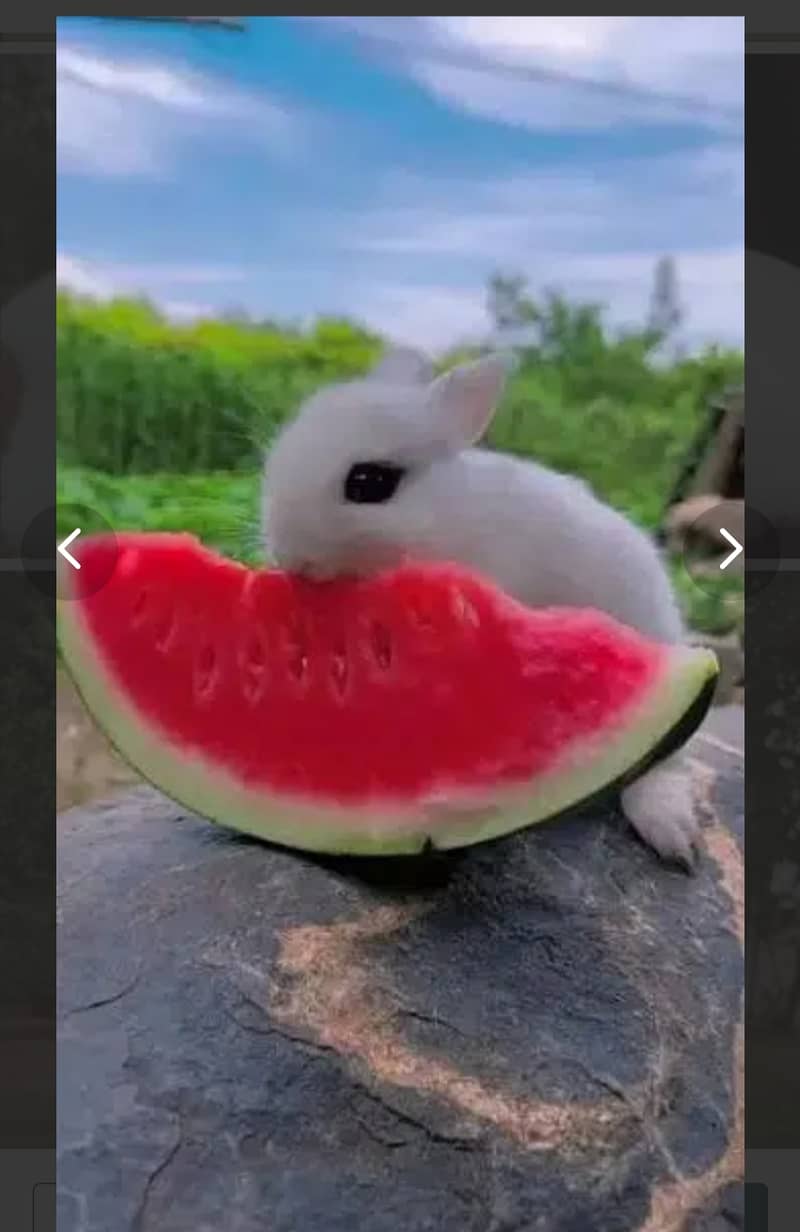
745;18;800;1224
0;9;56;1180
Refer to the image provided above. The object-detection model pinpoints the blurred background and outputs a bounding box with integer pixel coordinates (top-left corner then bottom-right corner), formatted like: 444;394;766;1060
56;16;744;807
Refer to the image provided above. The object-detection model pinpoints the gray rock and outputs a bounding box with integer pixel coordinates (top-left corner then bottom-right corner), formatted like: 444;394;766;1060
58;762;743;1232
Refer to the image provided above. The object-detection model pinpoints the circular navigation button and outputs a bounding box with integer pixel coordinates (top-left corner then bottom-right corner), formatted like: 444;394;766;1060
22;506;119;600
668;498;778;600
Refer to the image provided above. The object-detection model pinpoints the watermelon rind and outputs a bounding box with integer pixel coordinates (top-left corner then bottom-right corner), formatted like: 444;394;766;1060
58;573;718;857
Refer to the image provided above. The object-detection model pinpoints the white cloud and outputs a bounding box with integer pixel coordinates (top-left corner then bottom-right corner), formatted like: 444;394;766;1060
56;20;742;357
317;140;742;350
58;72;162;177
57;253;115;299
57;44;303;178
58;139;744;353
319;16;743;134
59;47;217;112
430;17;742;103
346;144;742;261
56;252;245;316
159;300;217;323
345;247;742;356
549;246;743;348
352;283;489;352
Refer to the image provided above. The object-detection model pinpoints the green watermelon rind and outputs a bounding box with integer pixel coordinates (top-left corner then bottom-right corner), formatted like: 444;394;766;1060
58;588;719;856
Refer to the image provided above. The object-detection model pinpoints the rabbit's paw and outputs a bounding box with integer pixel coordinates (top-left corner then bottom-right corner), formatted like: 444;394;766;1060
620;757;699;873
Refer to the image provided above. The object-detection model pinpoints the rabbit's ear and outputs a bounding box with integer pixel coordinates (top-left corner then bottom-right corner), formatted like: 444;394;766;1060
371;346;434;385
426;353;517;449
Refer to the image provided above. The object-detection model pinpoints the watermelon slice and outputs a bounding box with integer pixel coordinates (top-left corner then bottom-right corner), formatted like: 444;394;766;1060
57;533;718;856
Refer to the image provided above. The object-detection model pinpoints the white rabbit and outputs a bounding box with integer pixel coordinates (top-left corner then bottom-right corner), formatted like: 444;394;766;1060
262;347;699;869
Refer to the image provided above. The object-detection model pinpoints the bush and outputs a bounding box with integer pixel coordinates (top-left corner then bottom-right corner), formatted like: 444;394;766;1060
58;466;264;563
57;292;383;474
57;289;743;524
57;282;744;634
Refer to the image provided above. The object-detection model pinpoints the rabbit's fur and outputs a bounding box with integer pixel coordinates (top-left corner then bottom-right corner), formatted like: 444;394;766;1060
263;347;699;869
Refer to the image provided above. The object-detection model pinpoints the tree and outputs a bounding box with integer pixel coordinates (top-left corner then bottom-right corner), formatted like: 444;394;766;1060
647;255;683;343
487;273;535;334
220;305;253;327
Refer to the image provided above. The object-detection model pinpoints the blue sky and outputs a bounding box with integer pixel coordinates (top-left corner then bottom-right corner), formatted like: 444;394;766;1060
56;16;743;354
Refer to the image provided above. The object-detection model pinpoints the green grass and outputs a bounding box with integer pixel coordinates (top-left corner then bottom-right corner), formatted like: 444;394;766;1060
57;287;743;637
58;290;743;485
57;292;383;474
58;466;264;564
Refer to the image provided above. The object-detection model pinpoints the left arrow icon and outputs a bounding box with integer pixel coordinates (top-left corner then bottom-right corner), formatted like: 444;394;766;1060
58;528;82;570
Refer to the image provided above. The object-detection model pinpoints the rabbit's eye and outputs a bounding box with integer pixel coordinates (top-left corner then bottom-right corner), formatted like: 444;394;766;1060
344;462;406;504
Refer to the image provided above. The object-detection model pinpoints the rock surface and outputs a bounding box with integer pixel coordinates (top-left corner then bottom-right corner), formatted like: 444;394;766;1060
58;749;742;1232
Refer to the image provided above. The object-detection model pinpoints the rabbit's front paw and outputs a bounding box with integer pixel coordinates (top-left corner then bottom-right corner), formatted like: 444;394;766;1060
620;757;699;872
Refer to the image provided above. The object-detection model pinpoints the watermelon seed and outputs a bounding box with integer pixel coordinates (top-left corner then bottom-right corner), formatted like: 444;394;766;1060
452;588;480;629
240;573;259;606
409;606;435;633
285;627;309;683
154;609;178;653
131;588;150;626
240;630;265;669
330;646;349;697
370;621;393;671
242;674;265;706
195;643;219;699
241;634;268;705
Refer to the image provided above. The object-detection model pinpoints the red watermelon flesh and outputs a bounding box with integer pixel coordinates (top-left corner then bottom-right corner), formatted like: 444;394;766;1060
58;533;718;855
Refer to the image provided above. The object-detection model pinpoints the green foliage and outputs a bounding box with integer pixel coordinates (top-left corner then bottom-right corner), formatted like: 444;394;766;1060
58;285;743;509
57;291;383;474
483;274;742;529
669;561;744;638
58;466;264;565
57;273;744;634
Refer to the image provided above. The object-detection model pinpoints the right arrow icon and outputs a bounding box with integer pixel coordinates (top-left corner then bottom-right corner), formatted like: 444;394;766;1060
719;526;743;570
